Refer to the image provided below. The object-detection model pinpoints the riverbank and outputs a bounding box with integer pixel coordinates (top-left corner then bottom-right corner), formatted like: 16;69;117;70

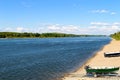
62;39;120;80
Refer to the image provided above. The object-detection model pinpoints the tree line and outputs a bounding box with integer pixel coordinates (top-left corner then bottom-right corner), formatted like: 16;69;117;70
0;32;106;38
110;32;120;40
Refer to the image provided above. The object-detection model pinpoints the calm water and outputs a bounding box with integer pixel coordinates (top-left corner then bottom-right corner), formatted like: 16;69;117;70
0;37;111;80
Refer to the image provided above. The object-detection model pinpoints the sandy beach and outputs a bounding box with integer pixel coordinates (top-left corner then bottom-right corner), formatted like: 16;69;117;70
62;39;120;80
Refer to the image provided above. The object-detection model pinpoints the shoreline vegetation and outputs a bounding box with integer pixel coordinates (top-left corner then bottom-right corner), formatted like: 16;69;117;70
0;32;106;38
110;32;120;40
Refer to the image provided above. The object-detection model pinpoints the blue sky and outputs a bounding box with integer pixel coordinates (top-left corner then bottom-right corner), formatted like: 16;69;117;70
0;0;120;35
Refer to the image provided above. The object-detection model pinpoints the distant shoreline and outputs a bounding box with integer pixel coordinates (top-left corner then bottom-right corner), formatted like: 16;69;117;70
0;36;108;39
0;32;107;38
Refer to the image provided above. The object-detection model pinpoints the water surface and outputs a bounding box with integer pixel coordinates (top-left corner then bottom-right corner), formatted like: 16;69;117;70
0;37;111;80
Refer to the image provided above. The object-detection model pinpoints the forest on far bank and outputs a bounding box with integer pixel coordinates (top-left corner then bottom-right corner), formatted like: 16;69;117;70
110;32;120;40
0;32;106;38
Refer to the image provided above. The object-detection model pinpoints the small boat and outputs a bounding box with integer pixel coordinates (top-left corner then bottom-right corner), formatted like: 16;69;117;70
104;52;120;57
85;65;119;77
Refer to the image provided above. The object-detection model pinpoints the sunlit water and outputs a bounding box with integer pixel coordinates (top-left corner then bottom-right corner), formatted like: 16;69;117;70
0;37;111;80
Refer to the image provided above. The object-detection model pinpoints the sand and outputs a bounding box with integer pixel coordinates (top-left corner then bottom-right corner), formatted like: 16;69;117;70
62;39;120;80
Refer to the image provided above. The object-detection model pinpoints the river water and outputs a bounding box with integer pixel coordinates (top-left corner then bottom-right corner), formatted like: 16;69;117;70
0;37;111;80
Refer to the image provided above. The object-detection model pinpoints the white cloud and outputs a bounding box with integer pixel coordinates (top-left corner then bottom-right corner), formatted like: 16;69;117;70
91;9;109;13
89;22;120;34
4;27;13;32
48;25;61;31
16;27;29;32
91;9;117;15
41;24;79;34
16;27;24;32
37;23;120;35
111;12;116;15
113;22;120;26
0;27;29;32
1;22;120;35
90;22;110;26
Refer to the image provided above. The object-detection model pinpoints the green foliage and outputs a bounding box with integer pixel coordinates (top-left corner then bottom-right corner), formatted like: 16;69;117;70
0;32;106;38
0;32;76;38
110;32;120;40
